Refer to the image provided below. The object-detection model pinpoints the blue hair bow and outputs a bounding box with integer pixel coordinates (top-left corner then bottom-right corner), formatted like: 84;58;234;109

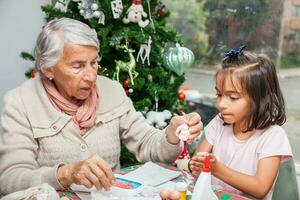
224;45;247;57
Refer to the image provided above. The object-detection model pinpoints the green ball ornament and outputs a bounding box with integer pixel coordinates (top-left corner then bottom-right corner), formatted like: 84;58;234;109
163;43;195;75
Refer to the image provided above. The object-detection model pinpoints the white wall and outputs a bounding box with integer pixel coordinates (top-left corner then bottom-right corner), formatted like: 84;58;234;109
0;0;50;110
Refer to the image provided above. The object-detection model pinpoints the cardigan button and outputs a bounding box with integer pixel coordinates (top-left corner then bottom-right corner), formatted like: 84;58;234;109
80;143;88;152
51;125;58;131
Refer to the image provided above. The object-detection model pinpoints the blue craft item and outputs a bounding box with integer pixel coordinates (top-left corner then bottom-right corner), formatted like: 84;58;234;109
224;45;247;58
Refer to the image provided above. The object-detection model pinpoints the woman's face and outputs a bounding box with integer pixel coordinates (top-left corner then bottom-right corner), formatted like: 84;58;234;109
47;44;99;102
215;74;251;128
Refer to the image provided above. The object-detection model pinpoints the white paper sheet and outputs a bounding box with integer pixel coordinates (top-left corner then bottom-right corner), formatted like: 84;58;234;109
122;162;181;186
75;182;181;200
75;191;91;200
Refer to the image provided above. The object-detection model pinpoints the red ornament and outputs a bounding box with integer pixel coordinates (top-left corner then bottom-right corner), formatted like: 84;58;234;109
155;1;168;17
123;79;130;87
178;141;190;159
177;92;185;101
125;88;134;95
31;70;36;78
133;0;141;5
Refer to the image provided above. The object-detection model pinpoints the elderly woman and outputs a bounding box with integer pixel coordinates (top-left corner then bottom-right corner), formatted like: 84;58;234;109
0;18;202;195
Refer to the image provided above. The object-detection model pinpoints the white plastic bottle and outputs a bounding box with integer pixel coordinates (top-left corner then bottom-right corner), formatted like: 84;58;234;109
191;155;218;200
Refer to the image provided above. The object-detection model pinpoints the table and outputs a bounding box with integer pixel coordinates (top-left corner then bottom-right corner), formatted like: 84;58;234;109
57;163;250;200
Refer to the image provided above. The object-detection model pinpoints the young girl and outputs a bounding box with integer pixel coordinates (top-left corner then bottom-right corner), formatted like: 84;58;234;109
188;46;292;199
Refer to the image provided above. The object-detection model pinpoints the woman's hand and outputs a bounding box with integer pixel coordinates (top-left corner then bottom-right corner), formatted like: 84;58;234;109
57;154;115;190
189;152;217;176
166;112;202;144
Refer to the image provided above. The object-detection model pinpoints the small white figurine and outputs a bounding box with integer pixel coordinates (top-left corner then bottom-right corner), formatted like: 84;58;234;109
137;36;152;66
122;0;149;28
146;110;172;129
54;0;70;12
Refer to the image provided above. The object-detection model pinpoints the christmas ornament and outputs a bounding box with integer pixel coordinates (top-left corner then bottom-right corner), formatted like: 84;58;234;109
109;35;124;47
113;42;138;85
125;88;134;95
175;123;191;172
123;79;130;87
93;10;101;17
77;0;105;25
180;87;202;102
178;144;190;160
111;0;123;19
147;74;153;82
31;70;37;78
163;43;195;76
177;92;185;101
176;123;190;141
146;110;172;129
136;36;152;66
91;3;98;10
155;0;168;17
169;75;175;84
25;68;37;79
122;0;149;28
54;0;70;12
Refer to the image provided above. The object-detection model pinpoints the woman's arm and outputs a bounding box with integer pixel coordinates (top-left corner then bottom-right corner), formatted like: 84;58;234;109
0;90;64;194
119;98;183;163
213;156;281;199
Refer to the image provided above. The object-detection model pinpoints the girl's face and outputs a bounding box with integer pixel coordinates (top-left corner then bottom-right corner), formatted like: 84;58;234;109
44;44;99;103
215;74;251;129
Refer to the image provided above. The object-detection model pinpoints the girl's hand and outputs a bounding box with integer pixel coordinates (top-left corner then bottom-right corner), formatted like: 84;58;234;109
57;154;115;190
189;152;217;176
166;112;203;144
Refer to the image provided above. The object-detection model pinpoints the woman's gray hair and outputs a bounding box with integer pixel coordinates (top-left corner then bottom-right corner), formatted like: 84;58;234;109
35;17;99;70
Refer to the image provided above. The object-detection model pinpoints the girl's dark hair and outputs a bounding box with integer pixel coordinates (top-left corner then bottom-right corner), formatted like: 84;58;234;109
217;51;286;132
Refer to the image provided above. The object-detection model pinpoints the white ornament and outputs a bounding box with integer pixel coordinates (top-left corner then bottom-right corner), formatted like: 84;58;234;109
91;3;99;10
122;1;149;28
77;0;105;24
146;110;172;129
176;123;190;141
78;0;93;19
93;10;101;17
98;11;105;25
111;0;123;19
137;36;152;66
54;0;70;12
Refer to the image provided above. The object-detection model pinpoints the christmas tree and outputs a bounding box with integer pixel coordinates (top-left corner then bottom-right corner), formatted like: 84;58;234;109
23;0;195;167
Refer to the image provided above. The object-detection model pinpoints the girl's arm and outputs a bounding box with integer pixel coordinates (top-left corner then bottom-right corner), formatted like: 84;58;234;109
213;155;281;199
194;138;213;153
190;138;281;198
